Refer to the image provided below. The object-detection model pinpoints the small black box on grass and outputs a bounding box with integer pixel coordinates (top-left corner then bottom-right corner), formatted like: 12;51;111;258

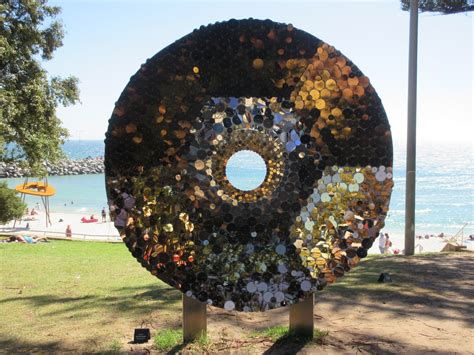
133;328;150;343
378;272;392;283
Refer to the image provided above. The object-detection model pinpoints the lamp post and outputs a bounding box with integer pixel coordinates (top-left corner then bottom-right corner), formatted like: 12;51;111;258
404;0;418;256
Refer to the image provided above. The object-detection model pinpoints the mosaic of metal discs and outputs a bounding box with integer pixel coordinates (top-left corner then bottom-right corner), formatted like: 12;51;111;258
105;19;393;312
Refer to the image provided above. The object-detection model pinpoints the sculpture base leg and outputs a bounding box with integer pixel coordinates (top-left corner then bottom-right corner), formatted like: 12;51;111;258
182;295;207;342
289;294;314;339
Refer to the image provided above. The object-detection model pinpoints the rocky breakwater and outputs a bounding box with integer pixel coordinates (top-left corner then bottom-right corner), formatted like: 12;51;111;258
0;157;104;178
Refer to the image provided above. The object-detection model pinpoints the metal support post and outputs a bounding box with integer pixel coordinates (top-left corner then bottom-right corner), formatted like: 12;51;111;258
405;0;418;256
289;294;314;338
182;294;206;342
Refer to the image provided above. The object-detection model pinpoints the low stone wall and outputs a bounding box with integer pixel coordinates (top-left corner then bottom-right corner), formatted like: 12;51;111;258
0;157;104;178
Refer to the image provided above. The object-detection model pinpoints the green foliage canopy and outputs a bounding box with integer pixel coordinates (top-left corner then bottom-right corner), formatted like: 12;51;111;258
0;181;26;224
0;0;80;175
401;0;474;14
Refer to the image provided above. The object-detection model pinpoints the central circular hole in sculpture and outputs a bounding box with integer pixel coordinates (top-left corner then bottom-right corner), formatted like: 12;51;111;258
225;150;267;191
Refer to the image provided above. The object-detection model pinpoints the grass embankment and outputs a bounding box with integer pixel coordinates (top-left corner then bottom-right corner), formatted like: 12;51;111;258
0;240;471;353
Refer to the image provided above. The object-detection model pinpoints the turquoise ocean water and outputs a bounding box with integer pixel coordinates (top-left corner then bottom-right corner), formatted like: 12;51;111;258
2;140;473;236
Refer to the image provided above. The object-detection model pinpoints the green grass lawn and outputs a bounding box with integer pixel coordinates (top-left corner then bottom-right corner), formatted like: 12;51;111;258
0;240;181;352
1;240;469;352
0;240;371;352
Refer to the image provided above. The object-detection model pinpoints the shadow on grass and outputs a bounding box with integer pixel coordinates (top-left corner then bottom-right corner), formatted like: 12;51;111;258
153;329;212;354
318;253;474;327
167;341;191;354
264;338;311;354
0;336;124;353
0;284;181;319
263;331;319;354
261;320;456;354
322;331;427;354
0;338;66;352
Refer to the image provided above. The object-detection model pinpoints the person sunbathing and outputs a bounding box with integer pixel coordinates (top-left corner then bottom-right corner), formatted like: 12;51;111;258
4;235;48;243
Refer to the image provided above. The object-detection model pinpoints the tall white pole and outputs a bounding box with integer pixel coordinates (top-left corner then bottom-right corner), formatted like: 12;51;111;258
405;0;418;256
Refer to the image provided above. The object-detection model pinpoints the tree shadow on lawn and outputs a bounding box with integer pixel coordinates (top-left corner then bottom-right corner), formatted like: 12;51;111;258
0;334;133;353
312;330;444;355
0;338;68;353
0;284;181;320
318;253;474;327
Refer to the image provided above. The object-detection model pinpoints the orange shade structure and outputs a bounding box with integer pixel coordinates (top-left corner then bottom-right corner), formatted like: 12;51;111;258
15;181;56;197
13;178;55;228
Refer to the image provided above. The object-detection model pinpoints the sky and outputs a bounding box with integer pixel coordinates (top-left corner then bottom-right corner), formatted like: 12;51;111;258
45;0;473;144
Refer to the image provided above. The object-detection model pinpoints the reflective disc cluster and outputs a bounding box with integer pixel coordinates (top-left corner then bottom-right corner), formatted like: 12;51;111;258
105;19;393;312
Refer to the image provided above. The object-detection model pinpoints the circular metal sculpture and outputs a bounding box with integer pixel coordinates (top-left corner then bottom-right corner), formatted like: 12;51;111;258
105;19;393;312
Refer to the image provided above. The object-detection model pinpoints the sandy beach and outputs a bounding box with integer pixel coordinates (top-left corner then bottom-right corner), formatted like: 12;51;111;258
1;208;472;253
0;209;120;242
384;231;474;254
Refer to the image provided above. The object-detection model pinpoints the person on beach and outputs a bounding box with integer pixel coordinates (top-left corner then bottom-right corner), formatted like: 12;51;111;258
378;232;387;254
101;208;107;223
65;225;72;239
384;233;392;254
30;208;38;216
35;202;40;210
109;206;115;222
